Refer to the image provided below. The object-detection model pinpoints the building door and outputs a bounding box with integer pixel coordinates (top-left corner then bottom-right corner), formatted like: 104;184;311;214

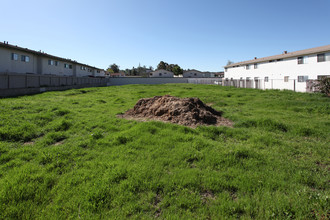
255;79;259;89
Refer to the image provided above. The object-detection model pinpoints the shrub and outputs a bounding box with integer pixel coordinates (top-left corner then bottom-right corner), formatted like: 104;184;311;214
313;77;330;96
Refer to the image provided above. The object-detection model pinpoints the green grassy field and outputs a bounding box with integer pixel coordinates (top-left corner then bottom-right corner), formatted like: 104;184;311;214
0;84;329;219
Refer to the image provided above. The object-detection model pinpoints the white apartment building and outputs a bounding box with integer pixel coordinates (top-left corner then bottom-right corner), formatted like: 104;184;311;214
0;42;106;77
224;45;330;92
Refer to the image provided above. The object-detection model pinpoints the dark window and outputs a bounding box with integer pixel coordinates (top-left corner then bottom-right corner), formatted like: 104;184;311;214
298;75;308;82
254;63;258;69
21;55;29;62
48;60;54;65
317;54;325;62
284;76;289;82
297;57;304;64
69;65;72;69
246;65;250;70
264;77;269;82
64;64;69;68
55;61;59;66
11;53;18;60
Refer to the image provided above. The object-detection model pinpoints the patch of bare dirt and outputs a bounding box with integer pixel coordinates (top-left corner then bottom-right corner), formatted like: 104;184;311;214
200;190;216;204
118;95;233;128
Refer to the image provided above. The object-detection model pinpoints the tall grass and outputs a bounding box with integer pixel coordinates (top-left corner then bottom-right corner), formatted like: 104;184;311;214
0;84;329;219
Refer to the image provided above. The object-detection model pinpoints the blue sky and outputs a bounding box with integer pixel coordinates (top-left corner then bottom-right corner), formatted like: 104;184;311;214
1;0;329;71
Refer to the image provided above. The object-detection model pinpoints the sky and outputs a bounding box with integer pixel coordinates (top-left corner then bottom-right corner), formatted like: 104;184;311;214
1;0;330;72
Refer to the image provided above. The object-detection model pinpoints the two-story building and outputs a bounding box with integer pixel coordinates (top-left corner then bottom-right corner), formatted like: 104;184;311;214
0;42;105;77
224;45;330;92
149;69;174;78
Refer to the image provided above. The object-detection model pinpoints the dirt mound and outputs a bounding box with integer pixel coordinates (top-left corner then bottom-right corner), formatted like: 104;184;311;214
118;95;233;128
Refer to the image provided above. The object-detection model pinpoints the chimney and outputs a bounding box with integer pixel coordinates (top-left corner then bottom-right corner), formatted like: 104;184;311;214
254;57;257;59
283;51;287;54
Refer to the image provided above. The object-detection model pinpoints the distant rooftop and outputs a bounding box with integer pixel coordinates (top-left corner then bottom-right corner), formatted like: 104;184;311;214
225;45;330;68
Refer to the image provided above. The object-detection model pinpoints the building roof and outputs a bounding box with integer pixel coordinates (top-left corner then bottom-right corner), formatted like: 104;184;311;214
0;41;104;70
183;69;203;73
152;69;174;73
225;45;330;68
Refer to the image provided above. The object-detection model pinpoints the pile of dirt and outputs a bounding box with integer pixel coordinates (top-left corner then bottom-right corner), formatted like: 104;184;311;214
118;95;233;128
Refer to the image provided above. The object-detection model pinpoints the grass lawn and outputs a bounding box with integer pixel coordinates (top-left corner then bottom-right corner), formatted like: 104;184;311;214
0;84;329;219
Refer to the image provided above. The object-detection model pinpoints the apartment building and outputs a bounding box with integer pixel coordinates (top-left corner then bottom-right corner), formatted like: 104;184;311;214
224;45;330;92
149;69;174;78
0;42;105;77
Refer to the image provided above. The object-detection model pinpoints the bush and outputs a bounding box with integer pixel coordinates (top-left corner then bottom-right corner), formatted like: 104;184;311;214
314;77;330;96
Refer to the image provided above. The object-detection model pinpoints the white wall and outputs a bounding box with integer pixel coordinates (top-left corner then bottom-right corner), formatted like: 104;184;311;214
41;59;73;76
149;69;174;78
75;65;92;77
0;47;37;74
225;52;330;92
183;71;205;78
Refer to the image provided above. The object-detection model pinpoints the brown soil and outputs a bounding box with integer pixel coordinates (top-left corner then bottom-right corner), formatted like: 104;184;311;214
118;95;233;128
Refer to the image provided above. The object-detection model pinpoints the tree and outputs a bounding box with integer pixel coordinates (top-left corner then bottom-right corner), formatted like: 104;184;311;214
106;68;114;74
172;65;183;76
131;67;137;76
109;63;120;73
157;61;168;70
226;60;234;66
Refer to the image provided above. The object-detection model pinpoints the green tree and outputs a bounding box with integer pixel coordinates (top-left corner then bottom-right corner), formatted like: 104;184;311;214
157;61;168;70
109;63;120;73
172;65;183;76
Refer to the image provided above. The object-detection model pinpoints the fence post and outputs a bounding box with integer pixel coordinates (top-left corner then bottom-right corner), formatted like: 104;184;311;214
293;79;296;92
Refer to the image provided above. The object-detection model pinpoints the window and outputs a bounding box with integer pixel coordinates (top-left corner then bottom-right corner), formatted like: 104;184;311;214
254;63;258;69
264;77;269;82
297;57;304;64
159;73;162;76
225;68;227;72
284;76;289;82
11;53;18;60
21;55;29;62
317;53;325;62
55;61;59;66
298;75;308;82
97;70;100;73
246;65;250;70
48;60;54;65
64;64;69;69
69;65;72;69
